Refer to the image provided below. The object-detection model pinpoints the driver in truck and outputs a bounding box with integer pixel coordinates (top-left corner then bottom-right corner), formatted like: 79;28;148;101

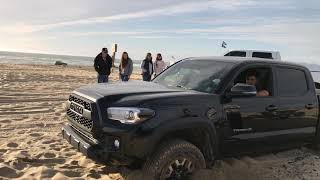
245;71;269;97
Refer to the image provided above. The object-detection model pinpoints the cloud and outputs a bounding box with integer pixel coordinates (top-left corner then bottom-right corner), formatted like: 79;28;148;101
129;35;182;39
67;20;319;43
0;0;293;33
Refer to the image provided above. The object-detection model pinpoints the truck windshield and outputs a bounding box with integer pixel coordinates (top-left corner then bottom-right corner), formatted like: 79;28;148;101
153;59;234;93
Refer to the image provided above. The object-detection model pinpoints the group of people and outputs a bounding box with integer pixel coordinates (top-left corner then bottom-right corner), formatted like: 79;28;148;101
94;47;166;83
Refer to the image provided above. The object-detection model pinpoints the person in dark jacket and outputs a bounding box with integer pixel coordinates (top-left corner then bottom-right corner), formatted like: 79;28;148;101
141;53;153;81
119;52;133;81
94;48;113;83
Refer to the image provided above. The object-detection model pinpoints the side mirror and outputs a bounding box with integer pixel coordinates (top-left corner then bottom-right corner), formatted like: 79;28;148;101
230;83;257;97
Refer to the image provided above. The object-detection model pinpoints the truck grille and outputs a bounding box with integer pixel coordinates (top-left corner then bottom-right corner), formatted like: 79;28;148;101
67;109;93;129
67;95;93;131
69;95;92;111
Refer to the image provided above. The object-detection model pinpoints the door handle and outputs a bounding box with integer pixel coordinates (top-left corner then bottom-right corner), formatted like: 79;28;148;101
266;105;278;112
305;104;315;109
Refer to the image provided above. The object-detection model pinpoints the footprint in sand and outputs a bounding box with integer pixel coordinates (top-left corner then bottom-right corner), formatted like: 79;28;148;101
50;142;64;149
30;133;42;137
53;117;60;121
14;117;25;122
70;160;79;166
0;149;8;154
54;112;62;117
0;164;20;178
43;140;56;144
65;160;83;166
17;131;25;135
87;170;101;179
21;115;29;119
61;170;82;178
7;142;18;148
1;120;11;123
9;159;29;171
64;152;77;157
49;143;57;148
44;152;56;158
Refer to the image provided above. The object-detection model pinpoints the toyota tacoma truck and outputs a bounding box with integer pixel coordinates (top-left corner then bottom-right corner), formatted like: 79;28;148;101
62;57;320;179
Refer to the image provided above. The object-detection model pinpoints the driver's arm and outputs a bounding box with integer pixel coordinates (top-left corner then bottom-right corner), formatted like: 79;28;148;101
257;90;269;97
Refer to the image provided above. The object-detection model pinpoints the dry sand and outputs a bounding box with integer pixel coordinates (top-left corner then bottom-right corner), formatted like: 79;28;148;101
1;63;320;180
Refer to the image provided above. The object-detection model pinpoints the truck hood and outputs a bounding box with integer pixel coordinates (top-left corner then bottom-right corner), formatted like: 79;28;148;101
74;81;187;102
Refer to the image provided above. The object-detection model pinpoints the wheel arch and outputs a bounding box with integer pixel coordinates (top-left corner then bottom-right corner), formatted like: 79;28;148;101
148;121;219;167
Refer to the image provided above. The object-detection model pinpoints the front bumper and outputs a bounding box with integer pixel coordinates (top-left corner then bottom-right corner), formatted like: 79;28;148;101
61;124;101;160
62;124;138;166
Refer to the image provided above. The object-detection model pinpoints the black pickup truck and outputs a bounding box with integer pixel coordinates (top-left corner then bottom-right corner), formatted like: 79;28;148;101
62;57;320;179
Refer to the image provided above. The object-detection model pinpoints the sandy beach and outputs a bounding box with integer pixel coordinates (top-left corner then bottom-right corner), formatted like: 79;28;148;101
1;63;320;180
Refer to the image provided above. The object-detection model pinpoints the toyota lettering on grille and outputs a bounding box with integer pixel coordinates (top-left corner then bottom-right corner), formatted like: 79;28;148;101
70;102;84;115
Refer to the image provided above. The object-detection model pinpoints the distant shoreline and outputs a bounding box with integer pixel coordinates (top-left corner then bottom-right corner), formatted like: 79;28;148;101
0;62;93;68
0;51;146;67
0;50;94;59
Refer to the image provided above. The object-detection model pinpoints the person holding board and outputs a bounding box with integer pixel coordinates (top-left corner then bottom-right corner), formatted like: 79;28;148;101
94;47;113;83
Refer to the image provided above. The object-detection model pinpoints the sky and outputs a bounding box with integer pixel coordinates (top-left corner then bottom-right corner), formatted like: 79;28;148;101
0;0;319;63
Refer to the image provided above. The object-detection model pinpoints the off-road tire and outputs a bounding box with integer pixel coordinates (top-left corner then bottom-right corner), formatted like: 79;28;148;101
143;139;206;180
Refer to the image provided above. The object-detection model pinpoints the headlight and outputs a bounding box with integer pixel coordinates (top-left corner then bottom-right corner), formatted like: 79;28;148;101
107;107;155;124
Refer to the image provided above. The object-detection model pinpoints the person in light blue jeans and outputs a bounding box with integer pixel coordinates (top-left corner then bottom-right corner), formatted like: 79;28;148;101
119;52;133;81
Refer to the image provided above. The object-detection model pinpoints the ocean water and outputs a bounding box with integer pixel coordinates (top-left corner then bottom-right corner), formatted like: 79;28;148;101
0;51;142;68
0;51;319;82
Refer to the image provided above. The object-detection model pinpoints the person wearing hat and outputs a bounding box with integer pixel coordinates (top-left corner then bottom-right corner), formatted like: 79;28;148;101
94;47;113;83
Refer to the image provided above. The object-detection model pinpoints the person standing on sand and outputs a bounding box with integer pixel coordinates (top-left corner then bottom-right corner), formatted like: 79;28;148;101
141;53;154;81
94;48;113;83
154;53;166;77
119;52;133;81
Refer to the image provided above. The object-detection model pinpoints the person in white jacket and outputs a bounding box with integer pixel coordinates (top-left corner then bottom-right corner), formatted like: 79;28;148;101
154;53;166;76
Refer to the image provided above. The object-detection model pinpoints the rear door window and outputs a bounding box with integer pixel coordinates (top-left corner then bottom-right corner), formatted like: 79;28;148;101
224;51;246;57
277;67;308;96
252;52;273;59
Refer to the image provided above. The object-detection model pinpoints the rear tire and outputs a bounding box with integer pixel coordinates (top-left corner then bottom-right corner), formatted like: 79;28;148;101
143;139;206;180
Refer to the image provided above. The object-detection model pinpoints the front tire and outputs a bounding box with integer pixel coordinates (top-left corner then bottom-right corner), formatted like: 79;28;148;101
143;139;206;180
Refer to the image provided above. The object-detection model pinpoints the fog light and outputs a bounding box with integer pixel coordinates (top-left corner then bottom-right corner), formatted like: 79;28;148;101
114;139;120;149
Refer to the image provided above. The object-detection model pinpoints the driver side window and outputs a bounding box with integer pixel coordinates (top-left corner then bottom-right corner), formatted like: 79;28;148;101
233;67;273;97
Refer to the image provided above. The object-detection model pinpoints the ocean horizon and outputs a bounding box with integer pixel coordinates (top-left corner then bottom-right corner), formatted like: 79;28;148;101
0;50;145;67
